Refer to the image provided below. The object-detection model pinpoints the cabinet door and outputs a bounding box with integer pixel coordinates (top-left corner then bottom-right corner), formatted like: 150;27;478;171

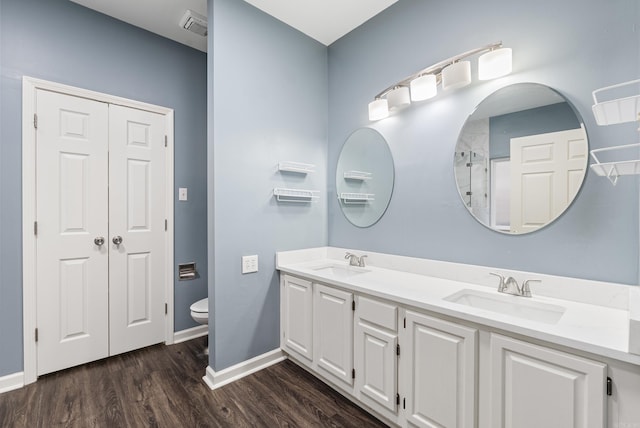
403;310;477;428
355;319;398;417
314;283;354;387
489;333;606;428
282;275;313;361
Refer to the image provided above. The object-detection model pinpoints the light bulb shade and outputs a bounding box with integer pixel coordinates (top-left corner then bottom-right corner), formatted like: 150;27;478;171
368;98;389;121
410;74;437;101
442;61;471;90
478;47;512;80
387;86;411;111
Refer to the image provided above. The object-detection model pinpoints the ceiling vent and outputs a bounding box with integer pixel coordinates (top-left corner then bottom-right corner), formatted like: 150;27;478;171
180;10;208;37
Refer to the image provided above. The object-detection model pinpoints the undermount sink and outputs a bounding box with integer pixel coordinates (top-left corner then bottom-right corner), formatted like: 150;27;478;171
311;264;371;278
444;289;566;324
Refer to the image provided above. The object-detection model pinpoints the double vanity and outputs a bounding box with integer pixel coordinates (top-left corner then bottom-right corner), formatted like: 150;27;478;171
277;247;640;428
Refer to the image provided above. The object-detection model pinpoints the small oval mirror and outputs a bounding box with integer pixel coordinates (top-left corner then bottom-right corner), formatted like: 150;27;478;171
454;83;588;234
336;128;395;228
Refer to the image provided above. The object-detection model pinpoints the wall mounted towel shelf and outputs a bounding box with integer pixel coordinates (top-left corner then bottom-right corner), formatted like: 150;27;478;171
278;161;316;174
590;79;640;185
339;192;375;204
274;188;319;203
343;171;373;180
590;144;640;185
592;79;640;126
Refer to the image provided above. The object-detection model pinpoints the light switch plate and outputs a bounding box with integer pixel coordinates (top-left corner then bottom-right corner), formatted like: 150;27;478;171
179;187;188;201
242;255;258;274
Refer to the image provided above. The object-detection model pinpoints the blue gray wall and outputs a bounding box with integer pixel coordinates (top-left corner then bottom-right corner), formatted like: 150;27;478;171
208;0;328;371
328;0;640;285
0;0;207;376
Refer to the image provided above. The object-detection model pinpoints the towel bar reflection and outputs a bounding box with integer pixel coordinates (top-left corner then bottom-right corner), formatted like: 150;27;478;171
344;171;373;180
340;192;375;204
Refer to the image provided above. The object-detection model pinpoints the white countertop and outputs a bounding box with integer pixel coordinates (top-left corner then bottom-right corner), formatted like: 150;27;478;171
277;248;640;367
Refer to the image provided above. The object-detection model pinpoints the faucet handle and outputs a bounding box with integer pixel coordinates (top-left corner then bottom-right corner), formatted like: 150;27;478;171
521;279;541;298
489;272;506;292
358;255;368;267
345;252;359;266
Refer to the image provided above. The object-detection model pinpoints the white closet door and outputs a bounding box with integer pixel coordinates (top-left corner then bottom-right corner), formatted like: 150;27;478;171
35;90;109;375
108;105;166;356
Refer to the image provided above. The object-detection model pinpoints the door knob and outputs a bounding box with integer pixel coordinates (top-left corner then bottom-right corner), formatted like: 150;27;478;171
94;237;105;246
112;236;123;245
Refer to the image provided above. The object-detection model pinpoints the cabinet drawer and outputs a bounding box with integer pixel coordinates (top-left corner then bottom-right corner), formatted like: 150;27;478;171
357;295;397;331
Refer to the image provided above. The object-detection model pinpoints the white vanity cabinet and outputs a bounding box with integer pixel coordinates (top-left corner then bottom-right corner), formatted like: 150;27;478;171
313;283;354;388
281;275;313;361
486;333;606;428
281;275;355;391
280;272;615;428
401;310;477;428
354;295;399;422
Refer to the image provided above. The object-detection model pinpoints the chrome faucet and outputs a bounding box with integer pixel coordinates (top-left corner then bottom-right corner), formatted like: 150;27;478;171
490;273;539;298
503;276;522;296
345;252;367;267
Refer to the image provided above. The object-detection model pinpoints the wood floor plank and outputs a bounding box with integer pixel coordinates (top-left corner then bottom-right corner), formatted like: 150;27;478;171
0;337;387;427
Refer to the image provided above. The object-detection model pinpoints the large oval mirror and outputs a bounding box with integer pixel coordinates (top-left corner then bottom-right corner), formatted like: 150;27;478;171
454;83;588;234
336;128;395;228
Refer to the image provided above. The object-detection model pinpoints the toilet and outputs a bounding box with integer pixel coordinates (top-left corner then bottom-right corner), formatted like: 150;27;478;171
190;297;209;325
190;297;209;355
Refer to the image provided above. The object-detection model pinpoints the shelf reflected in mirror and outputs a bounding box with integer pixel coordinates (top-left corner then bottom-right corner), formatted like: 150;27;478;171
336;128;394;228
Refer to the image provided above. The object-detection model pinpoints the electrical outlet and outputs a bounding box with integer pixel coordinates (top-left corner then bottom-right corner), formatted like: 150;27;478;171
242;255;258;274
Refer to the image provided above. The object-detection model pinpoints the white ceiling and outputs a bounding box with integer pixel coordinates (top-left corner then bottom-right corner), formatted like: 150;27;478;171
243;0;397;46
69;0;398;52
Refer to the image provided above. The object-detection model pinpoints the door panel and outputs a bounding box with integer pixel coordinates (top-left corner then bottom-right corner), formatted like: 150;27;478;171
108;105;166;356
126;252;151;325
35;90;109;375
127;159;151;230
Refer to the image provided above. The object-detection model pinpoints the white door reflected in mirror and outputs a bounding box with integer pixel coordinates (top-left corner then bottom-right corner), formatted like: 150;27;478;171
454;83;588;235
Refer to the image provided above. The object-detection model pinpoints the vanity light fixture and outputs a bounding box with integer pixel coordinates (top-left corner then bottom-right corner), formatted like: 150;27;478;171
441;60;472;90
410;74;437;101
478;47;513;80
367;41;512;121
387;86;411;110
368;98;389;121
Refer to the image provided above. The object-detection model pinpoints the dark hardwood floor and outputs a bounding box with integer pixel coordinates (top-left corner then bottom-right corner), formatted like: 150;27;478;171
0;337;387;427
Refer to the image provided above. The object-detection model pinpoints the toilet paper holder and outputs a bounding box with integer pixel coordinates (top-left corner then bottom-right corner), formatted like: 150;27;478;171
179;262;197;280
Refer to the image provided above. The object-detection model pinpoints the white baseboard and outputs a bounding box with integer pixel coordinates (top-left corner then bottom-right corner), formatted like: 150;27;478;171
173;325;208;344
0;372;24;394
203;349;285;390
